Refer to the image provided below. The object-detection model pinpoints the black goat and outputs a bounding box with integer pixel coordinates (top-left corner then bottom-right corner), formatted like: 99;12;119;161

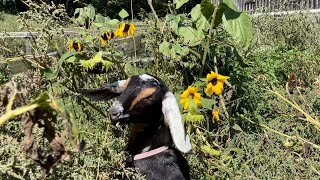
80;74;191;179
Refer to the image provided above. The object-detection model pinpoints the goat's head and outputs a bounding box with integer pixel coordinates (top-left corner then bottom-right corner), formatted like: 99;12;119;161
79;74;191;153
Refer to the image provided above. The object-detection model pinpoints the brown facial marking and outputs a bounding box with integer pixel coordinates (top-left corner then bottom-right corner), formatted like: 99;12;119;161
129;87;156;110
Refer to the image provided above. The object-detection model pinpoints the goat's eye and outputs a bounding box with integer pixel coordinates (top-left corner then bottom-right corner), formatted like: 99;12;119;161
147;96;154;101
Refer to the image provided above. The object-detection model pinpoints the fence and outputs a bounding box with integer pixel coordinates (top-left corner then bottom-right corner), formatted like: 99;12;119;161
0;29;144;74
212;0;320;13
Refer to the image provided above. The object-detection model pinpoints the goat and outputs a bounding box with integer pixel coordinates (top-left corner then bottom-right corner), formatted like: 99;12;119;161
80;74;191;179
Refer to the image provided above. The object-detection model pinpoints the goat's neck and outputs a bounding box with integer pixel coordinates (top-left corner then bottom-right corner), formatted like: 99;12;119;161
126;117;172;155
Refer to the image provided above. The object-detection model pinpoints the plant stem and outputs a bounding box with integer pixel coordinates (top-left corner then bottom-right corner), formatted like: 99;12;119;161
110;56;129;78
245;117;320;150
0;104;39;126
147;0;161;28
198;2;219;78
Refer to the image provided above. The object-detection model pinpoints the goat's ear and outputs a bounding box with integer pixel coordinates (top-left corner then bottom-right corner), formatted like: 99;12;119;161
78;80;127;101
162;91;192;153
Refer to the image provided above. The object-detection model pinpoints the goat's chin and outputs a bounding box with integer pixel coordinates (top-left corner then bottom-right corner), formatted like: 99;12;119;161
111;116;130;127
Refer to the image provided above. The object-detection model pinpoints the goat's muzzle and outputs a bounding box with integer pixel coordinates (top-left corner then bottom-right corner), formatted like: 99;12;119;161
109;100;129;126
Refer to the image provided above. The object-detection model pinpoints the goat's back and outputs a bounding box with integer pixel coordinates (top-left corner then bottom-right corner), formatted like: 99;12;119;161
134;148;190;180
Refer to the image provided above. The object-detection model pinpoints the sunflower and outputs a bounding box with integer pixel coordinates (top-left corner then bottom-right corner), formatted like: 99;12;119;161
205;71;230;96
180;86;201;110
114;23;136;38
68;41;82;51
212;109;220;122
100;32;114;45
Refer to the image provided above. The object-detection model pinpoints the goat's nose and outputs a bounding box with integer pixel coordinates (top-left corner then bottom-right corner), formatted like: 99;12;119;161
109;101;123;119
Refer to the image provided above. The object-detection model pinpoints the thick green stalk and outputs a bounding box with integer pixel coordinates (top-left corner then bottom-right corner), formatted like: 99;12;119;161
198;2;219;78
0;104;39;126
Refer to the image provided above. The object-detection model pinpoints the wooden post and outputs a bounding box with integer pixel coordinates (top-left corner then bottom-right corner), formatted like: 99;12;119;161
25;37;32;55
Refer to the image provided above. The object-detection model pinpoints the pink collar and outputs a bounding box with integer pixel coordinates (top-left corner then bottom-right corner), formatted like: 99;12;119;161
133;146;169;161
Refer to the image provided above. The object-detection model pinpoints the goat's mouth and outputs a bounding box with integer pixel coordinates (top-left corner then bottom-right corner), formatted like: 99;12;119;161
111;114;130;126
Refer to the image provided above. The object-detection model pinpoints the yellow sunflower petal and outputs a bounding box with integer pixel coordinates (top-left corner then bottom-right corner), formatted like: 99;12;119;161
213;109;220;122
129;23;136;35
100;37;106;45
194;98;201;106
194;92;201;99
68;41;73;50
217;74;230;81
184;99;189;110
212;83;223;95
189;86;198;94
180;98;186;104
206;71;216;81
205;83;214;95
216;81;224;90
77;42;82;51
180;90;189;99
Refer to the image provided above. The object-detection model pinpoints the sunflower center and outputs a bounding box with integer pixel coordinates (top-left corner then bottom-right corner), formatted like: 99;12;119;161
73;42;80;50
107;32;114;40
210;78;218;85
123;24;130;32
190;93;195;99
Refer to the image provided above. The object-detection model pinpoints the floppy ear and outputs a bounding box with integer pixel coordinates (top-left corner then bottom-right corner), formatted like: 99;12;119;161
78;80;127;101
162;91;192;153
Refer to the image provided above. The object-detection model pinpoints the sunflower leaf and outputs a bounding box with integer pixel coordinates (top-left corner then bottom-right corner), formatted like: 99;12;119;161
178;27;204;46
222;0;253;49
174;0;189;9
200;0;214;20
201;98;216;109
201;145;221;156
119;9;129;19
159;41;171;57
107;19;120;26
185;114;205;124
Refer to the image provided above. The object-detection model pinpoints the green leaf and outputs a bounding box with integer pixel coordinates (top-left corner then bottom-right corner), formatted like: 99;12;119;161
119;9;129;19
201;145;221;156
95;14;106;23
213;3;228;28
87;6;96;20
188;97;198;115
81;51;113;71
201;0;214;20
201;98;216;109
180;46;190;56
66;56;76;63
223;0;240;11
101;60;113;71
194;80;204;87
159;41;171;57
107;19;120;26
60;51;77;62
232;124;243;132
93;22;103;28
85;35;94;42
185;114;205;124
42;68;59;79
168;14;182;34
178;27;204;46
191;4;202;21
196;15;210;31
175;0;189;9
222;8;253;49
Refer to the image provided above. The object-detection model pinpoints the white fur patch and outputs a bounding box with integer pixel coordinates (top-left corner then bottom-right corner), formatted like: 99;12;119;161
162;92;192;153
139;74;159;84
117;80;127;87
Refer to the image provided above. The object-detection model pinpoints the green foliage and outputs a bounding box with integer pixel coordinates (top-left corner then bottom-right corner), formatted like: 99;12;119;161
118;9;129;19
1;0;320;179
222;2;253;49
174;0;190;9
